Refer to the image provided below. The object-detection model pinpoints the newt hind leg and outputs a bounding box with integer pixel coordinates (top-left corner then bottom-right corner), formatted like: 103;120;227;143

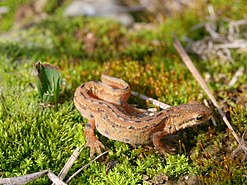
84;118;105;158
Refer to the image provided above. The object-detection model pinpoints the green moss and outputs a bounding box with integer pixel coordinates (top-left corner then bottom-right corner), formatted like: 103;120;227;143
163;154;195;178
0;0;246;184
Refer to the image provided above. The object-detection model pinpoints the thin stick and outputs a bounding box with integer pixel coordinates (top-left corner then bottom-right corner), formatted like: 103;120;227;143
131;91;171;110
173;33;241;145
47;170;67;185
228;67;245;87
56;147;84;182
0;170;48;185
203;99;217;126
66;151;108;183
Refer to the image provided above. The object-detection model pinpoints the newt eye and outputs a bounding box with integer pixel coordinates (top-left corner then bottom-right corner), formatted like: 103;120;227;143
196;115;204;121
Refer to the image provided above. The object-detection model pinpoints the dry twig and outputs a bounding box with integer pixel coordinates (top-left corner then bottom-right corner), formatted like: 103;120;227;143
231;129;247;158
54;147;84;184
0;170;66;185
66;151;108;183
228;67;245;87
131;91;171;110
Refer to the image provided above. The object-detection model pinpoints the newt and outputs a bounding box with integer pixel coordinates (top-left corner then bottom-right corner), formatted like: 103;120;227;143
74;74;212;157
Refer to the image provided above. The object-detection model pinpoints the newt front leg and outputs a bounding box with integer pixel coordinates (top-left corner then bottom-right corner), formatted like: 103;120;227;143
84;118;105;158
152;130;170;155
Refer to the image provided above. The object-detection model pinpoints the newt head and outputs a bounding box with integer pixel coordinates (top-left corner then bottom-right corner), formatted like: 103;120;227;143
164;102;212;134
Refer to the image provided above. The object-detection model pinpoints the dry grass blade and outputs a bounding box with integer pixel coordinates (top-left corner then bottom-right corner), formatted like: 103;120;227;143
47;170;67;185
203;99;217;126
0;170;48;185
228;67;245;87
173;34;247;154
231;129;247;158
53;147;84;184
0;170;67;185
66;151;108;183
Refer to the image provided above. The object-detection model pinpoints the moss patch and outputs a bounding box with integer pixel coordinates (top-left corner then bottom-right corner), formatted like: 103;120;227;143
0;0;246;184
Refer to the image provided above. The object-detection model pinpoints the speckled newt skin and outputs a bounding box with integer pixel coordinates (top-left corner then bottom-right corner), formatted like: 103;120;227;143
74;74;212;157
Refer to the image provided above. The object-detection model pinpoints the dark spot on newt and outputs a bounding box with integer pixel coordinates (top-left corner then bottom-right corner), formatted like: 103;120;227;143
102;114;108;120
125;138;130;142
128;126;135;130
79;92;84;97
111;121;123;128
86;124;91;128
135;120;142;123
154;123;160;127
143;125;149;129
80;84;85;88
146;118;153;122
104;130;109;135
97;108;104;113
111;122;116;128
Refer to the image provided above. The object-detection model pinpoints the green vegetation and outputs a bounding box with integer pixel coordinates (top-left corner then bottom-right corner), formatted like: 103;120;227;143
34;61;60;104
0;0;246;184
